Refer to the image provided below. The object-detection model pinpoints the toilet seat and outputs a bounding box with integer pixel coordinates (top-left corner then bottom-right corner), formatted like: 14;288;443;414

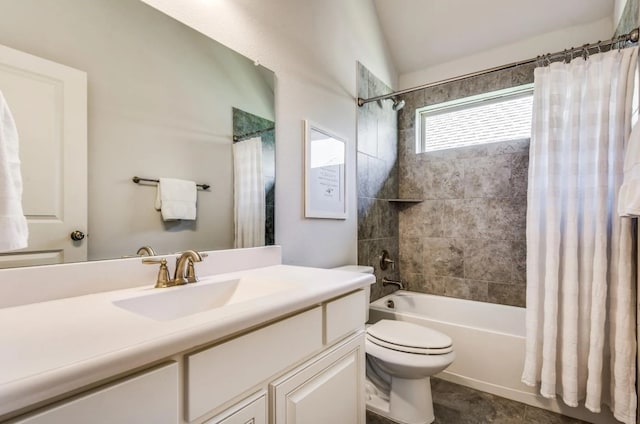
366;320;453;355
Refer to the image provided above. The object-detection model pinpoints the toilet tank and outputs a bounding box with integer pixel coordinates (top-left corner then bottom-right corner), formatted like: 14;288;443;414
332;265;373;322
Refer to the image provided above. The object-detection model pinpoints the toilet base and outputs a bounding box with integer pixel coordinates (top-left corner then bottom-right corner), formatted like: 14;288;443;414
365;376;435;424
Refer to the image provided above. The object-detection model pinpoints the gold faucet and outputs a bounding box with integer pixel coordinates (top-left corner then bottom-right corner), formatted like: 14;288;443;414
136;246;157;256
173;250;204;285
143;250;205;288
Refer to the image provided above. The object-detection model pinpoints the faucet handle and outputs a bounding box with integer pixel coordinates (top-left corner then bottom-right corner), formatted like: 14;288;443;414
143;258;172;288
379;250;395;271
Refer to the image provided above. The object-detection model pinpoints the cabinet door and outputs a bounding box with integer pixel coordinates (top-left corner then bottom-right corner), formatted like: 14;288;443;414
205;391;266;424
271;334;365;424
11;362;178;424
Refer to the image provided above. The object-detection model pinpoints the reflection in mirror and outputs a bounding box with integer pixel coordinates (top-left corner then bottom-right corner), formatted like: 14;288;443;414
0;0;275;268
232;108;275;247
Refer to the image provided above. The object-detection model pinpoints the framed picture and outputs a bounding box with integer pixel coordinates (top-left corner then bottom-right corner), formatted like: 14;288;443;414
304;120;347;219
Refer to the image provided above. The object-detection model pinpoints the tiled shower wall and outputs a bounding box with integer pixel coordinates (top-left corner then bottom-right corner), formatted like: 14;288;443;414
397;65;535;307
356;62;401;301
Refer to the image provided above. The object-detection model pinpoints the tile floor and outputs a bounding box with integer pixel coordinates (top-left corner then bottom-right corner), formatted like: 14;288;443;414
366;378;589;424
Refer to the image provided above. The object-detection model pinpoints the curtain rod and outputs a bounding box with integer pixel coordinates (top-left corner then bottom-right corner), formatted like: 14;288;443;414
357;28;640;107
233;126;275;142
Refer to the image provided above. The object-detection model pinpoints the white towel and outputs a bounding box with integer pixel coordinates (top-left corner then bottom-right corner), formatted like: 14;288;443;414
154;178;197;221
618;122;640;216
0;90;28;251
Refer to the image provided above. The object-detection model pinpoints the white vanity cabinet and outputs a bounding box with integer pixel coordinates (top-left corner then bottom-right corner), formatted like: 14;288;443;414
11;362;179;424
203;333;364;424
186;307;323;421
186;290;366;423
4;289;368;424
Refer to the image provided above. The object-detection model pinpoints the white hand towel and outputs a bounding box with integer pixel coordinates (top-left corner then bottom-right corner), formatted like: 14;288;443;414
618;123;640;216
155;178;197;221
0;90;28;251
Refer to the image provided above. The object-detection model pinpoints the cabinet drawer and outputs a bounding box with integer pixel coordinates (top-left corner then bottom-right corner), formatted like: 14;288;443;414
324;290;366;345
205;391;266;424
186;307;323;421
11;362;178;424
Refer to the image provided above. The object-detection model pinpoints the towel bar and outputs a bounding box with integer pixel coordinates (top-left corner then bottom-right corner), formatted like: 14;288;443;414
132;176;210;190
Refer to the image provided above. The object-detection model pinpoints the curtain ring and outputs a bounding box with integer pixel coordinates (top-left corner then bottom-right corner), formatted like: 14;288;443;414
582;46;589;61
563;49;569;64
596;42;602;54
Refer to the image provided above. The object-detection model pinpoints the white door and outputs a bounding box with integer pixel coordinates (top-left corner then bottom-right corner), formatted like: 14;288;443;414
0;44;87;268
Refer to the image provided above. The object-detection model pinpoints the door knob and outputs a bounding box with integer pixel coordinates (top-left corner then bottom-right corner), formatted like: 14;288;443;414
70;230;85;241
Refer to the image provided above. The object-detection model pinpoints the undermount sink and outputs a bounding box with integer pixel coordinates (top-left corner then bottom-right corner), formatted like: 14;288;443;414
113;278;294;321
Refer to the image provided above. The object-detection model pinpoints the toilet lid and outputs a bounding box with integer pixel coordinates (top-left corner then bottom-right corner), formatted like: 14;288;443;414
366;320;453;354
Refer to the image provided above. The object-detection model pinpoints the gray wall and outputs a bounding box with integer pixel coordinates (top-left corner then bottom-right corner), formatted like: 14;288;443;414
0;0;274;260
356;62;400;301
396;65;535;307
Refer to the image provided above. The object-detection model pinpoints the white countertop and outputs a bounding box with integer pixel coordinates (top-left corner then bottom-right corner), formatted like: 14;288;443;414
0;264;374;419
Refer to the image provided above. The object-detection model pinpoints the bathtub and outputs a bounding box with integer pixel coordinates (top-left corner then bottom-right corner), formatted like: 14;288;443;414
368;291;618;424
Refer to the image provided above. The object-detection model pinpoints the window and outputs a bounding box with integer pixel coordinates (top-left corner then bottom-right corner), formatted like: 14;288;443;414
416;84;534;153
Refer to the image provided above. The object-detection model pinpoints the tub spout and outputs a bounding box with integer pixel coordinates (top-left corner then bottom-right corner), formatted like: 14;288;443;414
382;277;404;290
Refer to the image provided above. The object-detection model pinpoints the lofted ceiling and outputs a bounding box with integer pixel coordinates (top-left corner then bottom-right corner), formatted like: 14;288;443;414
373;0;615;77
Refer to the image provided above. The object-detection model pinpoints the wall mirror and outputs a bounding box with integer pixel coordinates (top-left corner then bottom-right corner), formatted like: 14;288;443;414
304;120;347;220
0;0;275;268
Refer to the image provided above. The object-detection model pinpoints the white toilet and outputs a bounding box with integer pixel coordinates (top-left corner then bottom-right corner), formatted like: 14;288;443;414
366;319;455;424
333;265;455;424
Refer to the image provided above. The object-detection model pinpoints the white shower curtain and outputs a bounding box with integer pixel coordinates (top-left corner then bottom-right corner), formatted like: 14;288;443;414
522;47;638;424
233;137;265;248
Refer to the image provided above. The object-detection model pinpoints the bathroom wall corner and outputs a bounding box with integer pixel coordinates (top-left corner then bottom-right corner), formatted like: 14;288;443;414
356;62;400;302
